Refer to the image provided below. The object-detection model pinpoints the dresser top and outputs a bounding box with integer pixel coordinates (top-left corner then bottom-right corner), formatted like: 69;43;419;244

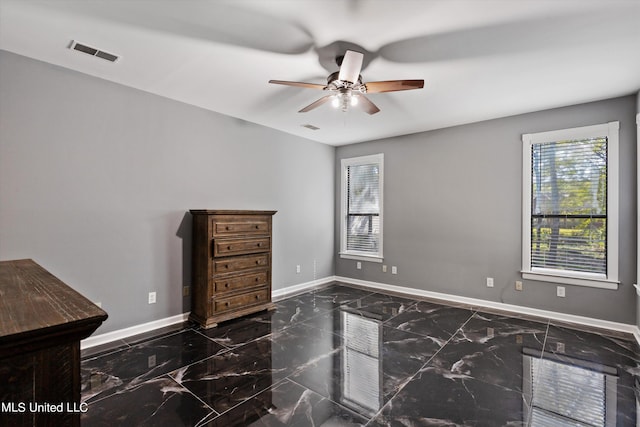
190;210;277;216
0;259;108;344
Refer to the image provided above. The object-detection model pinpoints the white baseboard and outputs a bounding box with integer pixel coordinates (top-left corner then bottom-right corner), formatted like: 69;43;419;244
336;276;640;339
82;275;640;350
81;312;190;350
82;276;336;350
272;276;336;300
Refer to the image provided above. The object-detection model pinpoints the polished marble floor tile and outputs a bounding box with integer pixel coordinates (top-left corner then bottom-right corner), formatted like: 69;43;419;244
200;379;369;426
308;283;376;310
342;292;417;322
424;312;548;394
199;310;275;348
81;376;214;427
384;300;476;343
81;283;640;426
257;295;332;332
369;362;530;426
81;329;226;403
170;340;283;414
289;324;436;414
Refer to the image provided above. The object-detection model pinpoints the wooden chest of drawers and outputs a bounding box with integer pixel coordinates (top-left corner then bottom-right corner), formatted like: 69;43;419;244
189;210;276;328
0;259;107;427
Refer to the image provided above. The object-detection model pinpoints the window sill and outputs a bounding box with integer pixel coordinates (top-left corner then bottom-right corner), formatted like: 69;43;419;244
339;253;383;263
521;270;619;290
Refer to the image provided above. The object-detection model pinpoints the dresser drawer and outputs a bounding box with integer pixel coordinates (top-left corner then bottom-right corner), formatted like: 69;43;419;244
214;288;269;313
212;271;268;293
210;216;270;237
212;254;269;275
213;237;270;257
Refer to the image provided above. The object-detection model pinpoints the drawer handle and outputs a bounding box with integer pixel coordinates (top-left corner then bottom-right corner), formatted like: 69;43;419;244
255;260;260;265
225;302;230;306
227;245;232;250
224;264;229;269
255;295;260;300
255;225;260;229
225;226;230;230
255;277;259;282
257;243;262;247
224;283;229;288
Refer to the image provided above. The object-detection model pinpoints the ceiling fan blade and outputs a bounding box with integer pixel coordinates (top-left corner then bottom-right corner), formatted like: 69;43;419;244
299;95;333;113
338;50;364;83
364;80;424;93
269;80;327;90
356;95;380;115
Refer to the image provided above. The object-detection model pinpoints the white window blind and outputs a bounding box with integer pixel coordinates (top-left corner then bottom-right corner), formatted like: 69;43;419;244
340;154;383;261
347;163;380;252
531;137;607;275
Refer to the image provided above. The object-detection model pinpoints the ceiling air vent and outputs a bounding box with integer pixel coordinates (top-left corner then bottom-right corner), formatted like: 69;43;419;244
301;124;320;131
69;40;119;63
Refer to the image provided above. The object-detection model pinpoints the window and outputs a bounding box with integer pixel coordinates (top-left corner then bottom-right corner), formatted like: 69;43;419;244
340;154;383;262
522;122;619;289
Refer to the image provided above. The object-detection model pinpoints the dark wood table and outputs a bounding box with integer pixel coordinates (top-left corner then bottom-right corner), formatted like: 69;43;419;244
0;259;108;427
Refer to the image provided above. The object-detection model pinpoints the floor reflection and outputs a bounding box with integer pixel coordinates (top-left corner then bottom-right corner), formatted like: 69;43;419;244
339;307;383;416
79;283;640;426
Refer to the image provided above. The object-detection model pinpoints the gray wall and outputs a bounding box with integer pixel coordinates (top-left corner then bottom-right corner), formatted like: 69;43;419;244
637;90;640;328
336;95;637;324
0;50;335;334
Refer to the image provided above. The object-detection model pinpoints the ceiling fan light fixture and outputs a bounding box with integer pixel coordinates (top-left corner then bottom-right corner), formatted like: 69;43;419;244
269;49;423;115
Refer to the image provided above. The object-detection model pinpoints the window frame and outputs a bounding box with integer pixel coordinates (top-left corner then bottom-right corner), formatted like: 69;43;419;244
340;153;384;263
521;122;619;289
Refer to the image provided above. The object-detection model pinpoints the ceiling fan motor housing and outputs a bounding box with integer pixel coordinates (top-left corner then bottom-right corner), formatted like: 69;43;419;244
327;71;365;93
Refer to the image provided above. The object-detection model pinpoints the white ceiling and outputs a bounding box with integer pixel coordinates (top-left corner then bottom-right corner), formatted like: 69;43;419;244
1;0;639;146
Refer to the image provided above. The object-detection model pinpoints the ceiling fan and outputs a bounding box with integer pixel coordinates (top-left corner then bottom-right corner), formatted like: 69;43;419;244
269;50;424;115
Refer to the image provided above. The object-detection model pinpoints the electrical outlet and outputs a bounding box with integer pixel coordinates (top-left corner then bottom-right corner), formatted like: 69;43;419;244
296;265;301;274
486;277;494;288
148;292;156;304
557;286;566;298
487;327;494;339
391;266;397;274
382;265;387;273
515;281;523;291
148;354;156;368
182;286;190;297
356;262;362;270
556;342;565;353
